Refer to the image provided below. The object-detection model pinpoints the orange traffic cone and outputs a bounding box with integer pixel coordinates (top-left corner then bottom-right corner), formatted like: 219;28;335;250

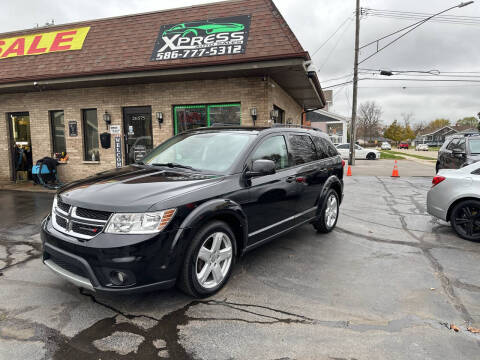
346;165;352;176
391;160;399;177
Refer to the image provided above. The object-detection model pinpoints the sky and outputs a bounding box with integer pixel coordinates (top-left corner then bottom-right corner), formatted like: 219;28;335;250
2;0;480;126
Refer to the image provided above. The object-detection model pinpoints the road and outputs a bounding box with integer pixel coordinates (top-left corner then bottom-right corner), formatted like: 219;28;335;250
348;159;436;177
0;178;479;360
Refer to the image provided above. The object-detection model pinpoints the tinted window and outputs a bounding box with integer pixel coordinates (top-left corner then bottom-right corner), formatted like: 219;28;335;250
312;136;329;159
447;139;459;151
251;135;289;170
469;139;480;154
82;109;100;161
288;134;317;165
337;144;349;149
326;142;339;157
456;139;466;152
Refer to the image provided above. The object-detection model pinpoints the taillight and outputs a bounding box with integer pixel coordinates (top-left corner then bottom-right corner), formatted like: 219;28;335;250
342;160;346;167
432;175;446;187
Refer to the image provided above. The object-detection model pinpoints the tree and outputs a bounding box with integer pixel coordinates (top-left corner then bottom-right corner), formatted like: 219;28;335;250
413;121;427;135
384;120;404;143
456;116;478;128
425;118;450;133
401;112;416;140
357;101;383;143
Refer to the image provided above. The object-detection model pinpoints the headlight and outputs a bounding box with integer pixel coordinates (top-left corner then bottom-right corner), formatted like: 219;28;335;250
105;209;176;234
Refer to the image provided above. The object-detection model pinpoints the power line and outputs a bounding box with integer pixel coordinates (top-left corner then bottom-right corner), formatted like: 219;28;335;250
318;19;354;72
364;8;480;26
311;16;353;57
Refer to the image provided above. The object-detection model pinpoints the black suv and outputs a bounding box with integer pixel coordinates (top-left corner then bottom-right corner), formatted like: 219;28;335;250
41;127;344;297
436;133;480;172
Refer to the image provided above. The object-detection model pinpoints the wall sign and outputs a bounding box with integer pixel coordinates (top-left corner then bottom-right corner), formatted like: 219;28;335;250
68;121;78;137
109;125;121;135
114;136;122;168
150;15;251;61
0;27;90;60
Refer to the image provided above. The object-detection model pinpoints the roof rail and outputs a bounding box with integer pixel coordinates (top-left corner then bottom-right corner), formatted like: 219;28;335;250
270;123;323;132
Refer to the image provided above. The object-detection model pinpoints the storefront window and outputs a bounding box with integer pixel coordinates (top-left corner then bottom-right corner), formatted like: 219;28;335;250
174;103;241;134
82;109;100;161
50;110;66;155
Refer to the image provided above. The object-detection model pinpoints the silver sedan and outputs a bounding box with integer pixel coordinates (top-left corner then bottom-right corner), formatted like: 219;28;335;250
427;161;480;241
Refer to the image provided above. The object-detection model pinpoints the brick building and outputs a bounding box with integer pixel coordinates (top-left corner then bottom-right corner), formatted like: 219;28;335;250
0;0;325;183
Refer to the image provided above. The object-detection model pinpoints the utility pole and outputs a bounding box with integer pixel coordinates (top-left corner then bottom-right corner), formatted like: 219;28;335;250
349;0;360;166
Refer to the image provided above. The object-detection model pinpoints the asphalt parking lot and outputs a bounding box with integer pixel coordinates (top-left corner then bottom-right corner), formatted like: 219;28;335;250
0;177;479;360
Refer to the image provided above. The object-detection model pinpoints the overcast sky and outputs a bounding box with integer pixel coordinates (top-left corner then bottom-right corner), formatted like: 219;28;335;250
2;0;480;125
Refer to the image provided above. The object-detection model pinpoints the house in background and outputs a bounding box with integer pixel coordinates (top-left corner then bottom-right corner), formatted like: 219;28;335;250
414;125;478;146
304;91;348;144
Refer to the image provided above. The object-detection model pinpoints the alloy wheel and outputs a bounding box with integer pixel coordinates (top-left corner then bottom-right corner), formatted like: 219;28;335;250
325;194;338;228
195;232;233;289
454;205;480;238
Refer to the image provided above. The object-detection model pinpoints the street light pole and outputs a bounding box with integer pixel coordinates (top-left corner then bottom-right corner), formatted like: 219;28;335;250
348;1;474;166
348;0;361;166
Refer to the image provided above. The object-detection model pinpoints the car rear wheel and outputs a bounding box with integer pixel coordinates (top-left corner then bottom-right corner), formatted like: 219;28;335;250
313;189;339;233
450;200;480;242
366;153;376;160
178;220;236;297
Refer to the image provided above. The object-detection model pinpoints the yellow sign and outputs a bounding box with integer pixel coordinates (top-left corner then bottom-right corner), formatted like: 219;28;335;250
0;26;90;60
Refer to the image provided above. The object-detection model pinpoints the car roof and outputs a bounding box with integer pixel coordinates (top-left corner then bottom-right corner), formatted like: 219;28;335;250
182;125;331;139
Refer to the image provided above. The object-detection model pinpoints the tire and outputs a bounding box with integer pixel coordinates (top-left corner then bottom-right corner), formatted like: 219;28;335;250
366;153;376;160
450;200;480;242
177;220;236;297
313;189;339;233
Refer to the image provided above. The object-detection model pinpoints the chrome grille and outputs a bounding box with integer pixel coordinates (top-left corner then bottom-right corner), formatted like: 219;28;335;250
52;201;111;240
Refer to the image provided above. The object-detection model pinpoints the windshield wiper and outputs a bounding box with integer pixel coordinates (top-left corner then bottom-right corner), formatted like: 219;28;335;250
151;162;197;171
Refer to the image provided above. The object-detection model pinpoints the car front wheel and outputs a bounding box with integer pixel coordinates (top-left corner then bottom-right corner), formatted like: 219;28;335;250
366;153;376;160
313;189;339;233
450;200;480;242
178;220;236;297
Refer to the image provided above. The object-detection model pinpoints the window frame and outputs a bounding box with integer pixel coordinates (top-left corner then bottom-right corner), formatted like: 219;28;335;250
173;103;241;134
49;110;66;156
82;108;100;161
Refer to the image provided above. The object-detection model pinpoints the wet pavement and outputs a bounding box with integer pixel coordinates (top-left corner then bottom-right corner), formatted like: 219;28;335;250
0;177;479;360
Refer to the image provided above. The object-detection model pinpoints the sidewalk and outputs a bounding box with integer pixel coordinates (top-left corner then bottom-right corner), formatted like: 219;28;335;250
0;181;56;193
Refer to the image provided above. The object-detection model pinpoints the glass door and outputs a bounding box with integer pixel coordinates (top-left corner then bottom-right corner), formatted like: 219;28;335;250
122;106;153;165
8;112;32;181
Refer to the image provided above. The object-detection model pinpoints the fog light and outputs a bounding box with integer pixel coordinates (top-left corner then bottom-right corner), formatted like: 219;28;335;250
110;271;128;286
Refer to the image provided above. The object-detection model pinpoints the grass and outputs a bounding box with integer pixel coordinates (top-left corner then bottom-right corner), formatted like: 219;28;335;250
384;150;437;161
379;151;405;160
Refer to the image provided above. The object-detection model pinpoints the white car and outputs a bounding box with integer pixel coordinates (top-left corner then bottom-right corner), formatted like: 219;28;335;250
416;143;429;151
381;142;391;150
336;143;380;160
427;161;480;241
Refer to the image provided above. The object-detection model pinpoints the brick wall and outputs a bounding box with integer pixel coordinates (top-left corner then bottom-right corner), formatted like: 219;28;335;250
0;75;302;182
267;78;303;125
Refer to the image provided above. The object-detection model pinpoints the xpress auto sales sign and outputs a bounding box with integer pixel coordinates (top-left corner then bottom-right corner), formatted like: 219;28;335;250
150;15;251;61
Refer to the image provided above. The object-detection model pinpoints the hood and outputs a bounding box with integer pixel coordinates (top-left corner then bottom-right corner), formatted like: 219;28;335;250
58;165;223;212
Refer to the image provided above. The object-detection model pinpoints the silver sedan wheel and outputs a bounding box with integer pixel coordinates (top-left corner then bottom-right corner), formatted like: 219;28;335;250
195;232;233;289
325;194;338;228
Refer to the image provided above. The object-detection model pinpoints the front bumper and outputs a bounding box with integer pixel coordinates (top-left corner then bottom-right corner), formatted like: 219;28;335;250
41;215;180;294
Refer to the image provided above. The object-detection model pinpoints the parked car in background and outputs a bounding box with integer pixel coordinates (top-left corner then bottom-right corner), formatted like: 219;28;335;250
336;143;380;160
416;143;429;151
41;126;344;297
427;161;480;241
436;133;480;173
381;142;391;150
398;142;409;149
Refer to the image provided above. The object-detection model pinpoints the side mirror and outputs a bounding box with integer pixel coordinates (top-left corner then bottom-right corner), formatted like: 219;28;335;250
245;159;276;178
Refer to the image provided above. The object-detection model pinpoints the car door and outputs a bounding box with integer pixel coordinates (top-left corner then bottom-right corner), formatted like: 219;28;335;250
452;138;467;168
445;139;459;168
336;144;349;159
244;134;299;246
355;145;366;159
286;133;327;225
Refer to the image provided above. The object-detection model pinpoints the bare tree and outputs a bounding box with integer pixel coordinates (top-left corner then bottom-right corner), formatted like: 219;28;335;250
358;101;382;144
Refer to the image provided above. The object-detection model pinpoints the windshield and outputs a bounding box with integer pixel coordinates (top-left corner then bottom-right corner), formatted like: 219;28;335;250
142;132;254;173
469;139;480;154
